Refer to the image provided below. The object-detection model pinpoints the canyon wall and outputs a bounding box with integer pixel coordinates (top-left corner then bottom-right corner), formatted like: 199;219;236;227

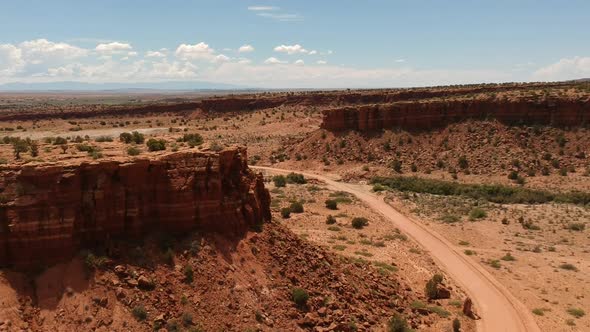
0;148;270;268
321;98;590;132
0;82;571;122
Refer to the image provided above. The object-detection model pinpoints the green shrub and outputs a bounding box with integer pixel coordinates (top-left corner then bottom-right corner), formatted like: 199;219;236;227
469;208;487;220
508;171;519;180
560;263;578;271
286;172;306;184
120;131;145;144
351;217;369;229
132;305;147;321
292;288;309;307
280;207;291;219
567;222;585;231
290;202;304;213
390;159;402;173
146;138;166;151
182;312;193;326
370;176;590;205
501;253;516;261
325;215;336;224
425;274;443;299
325;199;338;210
532;308;544;316
127;146;141;156
53;136;67;145
567;307;585;318
183;265;194;283
95;135;113;142
387;313;410;332
273;175;286;187
452;318;461;332
458;156;468;169
182;133;204;147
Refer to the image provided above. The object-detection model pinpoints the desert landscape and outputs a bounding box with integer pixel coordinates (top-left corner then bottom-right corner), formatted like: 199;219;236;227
0;81;587;332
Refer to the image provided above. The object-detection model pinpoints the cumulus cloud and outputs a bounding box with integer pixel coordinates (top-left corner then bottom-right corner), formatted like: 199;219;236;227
95;42;132;55
146;51;166;58
532;56;590;81
175;42;214;61
213;54;230;63
238;44;254;53
0;44;25;75
0;37;540;89
18;39;87;66
274;44;315;55
247;6;277;11
264;57;286;65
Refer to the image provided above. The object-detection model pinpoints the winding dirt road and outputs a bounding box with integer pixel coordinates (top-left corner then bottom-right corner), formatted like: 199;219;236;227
253;166;541;332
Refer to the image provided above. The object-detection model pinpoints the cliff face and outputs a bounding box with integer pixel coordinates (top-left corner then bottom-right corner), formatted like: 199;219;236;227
0;148;270;268
0;82;572;122
321;98;590;132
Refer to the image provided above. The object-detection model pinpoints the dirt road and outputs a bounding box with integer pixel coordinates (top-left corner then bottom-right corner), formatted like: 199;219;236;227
253;166;541;332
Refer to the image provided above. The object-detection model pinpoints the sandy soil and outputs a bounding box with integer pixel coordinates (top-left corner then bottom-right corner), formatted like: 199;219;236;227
255;166;542;332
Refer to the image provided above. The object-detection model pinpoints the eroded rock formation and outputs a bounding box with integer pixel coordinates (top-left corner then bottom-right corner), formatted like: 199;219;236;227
321;97;590;132
0;148;270;268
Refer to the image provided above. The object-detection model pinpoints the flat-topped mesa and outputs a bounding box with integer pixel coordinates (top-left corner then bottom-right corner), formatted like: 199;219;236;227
0;148;271;269
321;97;590;132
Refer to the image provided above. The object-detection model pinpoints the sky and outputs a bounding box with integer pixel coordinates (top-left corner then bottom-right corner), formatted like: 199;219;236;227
0;0;589;88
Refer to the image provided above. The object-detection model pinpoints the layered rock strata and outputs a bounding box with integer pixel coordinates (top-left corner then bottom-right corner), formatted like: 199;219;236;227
0;148;270;268
321;98;590;132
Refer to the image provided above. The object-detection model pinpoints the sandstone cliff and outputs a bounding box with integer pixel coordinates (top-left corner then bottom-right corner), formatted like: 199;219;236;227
321;97;590;132
0;148;270;268
0;82;572;122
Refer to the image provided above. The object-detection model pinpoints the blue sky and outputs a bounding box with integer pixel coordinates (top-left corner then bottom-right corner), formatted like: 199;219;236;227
0;0;589;88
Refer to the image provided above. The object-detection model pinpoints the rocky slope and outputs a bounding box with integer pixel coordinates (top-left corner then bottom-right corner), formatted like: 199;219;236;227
0;148;270;269
0;222;460;332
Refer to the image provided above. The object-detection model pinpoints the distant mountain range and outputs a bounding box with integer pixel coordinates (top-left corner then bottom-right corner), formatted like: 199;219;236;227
0;81;255;92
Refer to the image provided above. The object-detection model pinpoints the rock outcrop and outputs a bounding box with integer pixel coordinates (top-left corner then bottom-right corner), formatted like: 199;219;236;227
0;82;572;122
321;97;590;132
0;148;270;268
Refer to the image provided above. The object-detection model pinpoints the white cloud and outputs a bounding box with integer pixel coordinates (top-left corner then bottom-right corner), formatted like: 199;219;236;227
274;44;312;55
175;42;214;60
238;44;254;53
213;54;230;63
532;56;590;81
247;6;278;11
146;51;166;58
395;59;406;63
19;39;88;64
0;37;531;89
308;50;317;55
257;12;303;22
264;57;286;65
0;44;25;76
95;42;132;55
316;60;327;65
